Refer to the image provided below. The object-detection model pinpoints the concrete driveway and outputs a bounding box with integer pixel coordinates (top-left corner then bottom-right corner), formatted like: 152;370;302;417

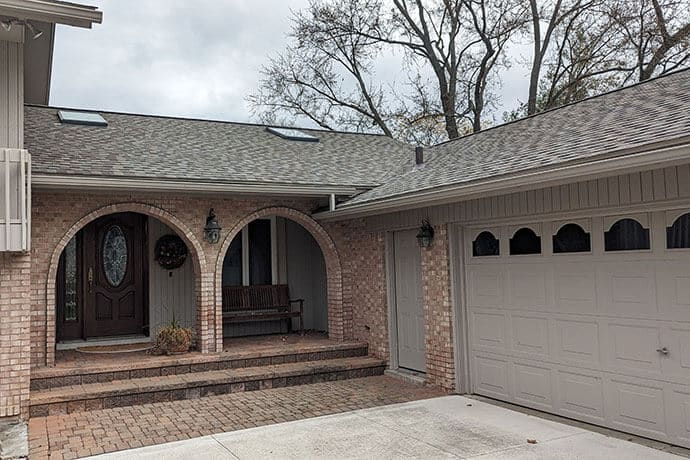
90;395;684;459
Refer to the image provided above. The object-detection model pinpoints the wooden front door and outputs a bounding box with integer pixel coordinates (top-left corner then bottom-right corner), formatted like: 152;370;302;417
82;213;147;338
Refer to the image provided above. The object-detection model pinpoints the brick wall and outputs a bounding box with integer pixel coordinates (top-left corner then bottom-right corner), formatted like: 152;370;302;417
0;252;31;419
324;219;390;361
28;191;351;368
420;224;455;390
1;188;460;420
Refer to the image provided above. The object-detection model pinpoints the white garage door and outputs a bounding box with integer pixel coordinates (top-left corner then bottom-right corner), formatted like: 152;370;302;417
464;210;690;448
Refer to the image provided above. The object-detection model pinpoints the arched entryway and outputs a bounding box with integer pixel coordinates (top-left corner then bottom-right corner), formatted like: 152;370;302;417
46;203;208;365
214;207;343;351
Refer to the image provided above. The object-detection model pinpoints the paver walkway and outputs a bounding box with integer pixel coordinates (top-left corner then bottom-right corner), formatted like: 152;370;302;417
29;375;444;459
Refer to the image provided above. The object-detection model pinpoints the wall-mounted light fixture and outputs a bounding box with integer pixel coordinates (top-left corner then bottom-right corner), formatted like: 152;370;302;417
203;208;221;244
416;219;435;248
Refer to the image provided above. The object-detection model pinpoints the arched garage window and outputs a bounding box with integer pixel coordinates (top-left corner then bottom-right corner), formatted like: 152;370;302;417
472;231;499;257
667;212;690;249
553;223;591;253
510;228;541;255
604;218;650;251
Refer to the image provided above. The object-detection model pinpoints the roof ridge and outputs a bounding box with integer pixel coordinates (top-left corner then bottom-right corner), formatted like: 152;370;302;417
430;67;690;150
24;103;397;139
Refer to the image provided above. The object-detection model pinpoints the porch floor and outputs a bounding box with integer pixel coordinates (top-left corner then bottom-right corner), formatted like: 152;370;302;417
41;332;347;375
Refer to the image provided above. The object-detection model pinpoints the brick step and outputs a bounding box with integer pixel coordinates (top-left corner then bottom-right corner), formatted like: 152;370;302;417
29;356;385;416
31;342;369;390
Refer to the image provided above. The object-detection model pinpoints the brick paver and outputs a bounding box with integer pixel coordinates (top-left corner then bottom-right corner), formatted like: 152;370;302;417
29;376;445;459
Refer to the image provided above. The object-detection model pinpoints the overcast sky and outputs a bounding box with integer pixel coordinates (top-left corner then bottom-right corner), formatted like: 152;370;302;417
50;0;529;127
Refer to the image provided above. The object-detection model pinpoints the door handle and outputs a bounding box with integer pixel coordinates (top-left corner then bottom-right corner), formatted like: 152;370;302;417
88;267;94;293
656;346;669;355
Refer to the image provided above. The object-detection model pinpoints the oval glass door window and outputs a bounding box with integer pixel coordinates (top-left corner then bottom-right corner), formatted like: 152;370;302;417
103;225;128;287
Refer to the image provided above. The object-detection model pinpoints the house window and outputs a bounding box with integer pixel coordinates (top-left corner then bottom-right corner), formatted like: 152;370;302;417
667;212;690;249
63;237;78;322
222;218;276;286
553;223;591;253
604;218;650;251
472;231;499;257
249;220;272;285
510;228;541;255
223;233;243;286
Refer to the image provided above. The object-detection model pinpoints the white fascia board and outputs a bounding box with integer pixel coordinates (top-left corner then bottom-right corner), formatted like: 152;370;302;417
316;142;690;221
0;0;102;28
30;174;358;197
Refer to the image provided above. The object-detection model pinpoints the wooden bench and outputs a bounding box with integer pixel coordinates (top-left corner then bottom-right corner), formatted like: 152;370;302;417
222;284;304;333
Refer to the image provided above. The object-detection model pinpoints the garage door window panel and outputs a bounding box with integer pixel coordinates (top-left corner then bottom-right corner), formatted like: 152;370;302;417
553;223;591;254
604;218;650;252
510;227;541;255
667;212;690;249
472;231;500;257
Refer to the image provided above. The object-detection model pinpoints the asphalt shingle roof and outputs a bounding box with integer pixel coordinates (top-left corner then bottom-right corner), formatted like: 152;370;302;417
24;69;690;205
24;106;412;188
345;69;690;206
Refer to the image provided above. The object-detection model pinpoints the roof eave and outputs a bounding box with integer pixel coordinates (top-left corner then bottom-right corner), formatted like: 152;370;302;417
31;174;360;198
0;0;102;28
315;141;690;221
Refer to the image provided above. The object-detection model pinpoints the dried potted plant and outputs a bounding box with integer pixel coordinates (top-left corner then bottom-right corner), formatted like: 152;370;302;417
152;313;194;355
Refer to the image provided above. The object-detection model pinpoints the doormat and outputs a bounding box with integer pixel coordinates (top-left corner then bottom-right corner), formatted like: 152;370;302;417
75;343;152;354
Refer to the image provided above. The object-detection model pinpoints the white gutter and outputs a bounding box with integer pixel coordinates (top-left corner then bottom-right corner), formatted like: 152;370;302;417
0;0;102;28
31;174;358;197
316;142;690;221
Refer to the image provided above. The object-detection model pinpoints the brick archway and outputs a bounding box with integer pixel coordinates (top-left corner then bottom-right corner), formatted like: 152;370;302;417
214;207;344;351
45;203;210;366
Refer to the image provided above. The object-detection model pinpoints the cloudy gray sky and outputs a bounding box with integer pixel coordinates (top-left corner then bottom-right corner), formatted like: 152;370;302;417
50;0;529;126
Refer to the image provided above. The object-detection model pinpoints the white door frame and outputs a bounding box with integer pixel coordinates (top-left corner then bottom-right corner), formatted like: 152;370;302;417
449;223;471;394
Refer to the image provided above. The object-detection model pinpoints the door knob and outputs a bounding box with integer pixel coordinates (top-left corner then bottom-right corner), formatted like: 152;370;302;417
88;267;94;293
656;346;669;355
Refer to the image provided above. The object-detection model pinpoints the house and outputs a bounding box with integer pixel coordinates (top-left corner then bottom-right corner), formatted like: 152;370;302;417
3;0;690;450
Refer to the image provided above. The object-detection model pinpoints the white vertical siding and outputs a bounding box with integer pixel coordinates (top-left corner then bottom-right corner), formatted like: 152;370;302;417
148;218;195;333
365;164;690;230
285;219;328;332
0;37;23;149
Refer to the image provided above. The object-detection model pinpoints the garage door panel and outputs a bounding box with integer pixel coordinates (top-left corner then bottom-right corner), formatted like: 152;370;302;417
597;263;658;318
553;263;597;314
510;314;550;359
470;310;507;353
667;387;690;446
473;355;511;400
607;323;662;375
656;261;690;321
514;363;554;411
507;264;549;310
664;326;690;379
557;370;605;424
606;378;667;439
468;266;504;308
553;319;601;367
464;212;690;448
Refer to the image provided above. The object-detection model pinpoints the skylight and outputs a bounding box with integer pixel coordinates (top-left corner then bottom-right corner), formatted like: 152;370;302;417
58;110;108;127
266;127;319;142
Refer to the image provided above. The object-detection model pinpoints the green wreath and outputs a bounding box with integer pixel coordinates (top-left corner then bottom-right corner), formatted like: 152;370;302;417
154;234;188;270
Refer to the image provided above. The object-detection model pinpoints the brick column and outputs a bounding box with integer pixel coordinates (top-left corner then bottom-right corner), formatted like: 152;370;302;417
421;224;456;391
0;253;31;419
